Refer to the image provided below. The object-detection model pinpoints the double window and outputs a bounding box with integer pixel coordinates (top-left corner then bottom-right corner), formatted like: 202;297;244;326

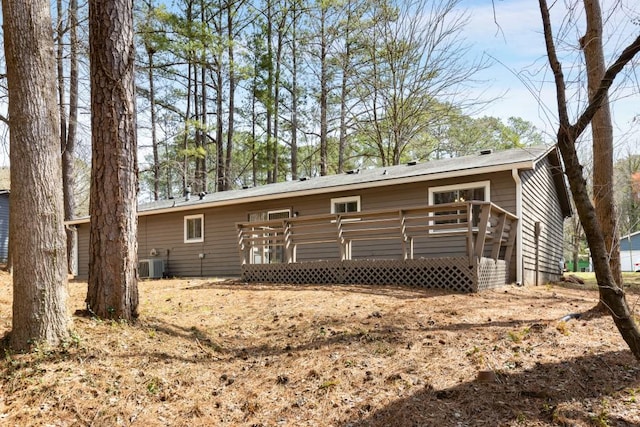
184;214;204;243
428;181;490;228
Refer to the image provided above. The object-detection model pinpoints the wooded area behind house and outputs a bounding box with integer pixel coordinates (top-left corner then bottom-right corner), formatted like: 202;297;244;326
3;0;639;241
40;0;550;207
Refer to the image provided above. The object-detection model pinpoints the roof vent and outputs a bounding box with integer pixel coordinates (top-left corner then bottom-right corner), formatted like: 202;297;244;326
407;160;418;166
480;149;493;155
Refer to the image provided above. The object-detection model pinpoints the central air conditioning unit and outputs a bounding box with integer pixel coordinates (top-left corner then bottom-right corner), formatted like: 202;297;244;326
139;259;164;279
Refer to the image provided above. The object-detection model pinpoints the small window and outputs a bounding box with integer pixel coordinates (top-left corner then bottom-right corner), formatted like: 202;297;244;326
331;196;361;214
184;214;204;243
428;181;490;229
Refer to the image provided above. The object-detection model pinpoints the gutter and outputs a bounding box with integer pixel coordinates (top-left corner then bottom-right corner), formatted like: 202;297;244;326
512;168;523;285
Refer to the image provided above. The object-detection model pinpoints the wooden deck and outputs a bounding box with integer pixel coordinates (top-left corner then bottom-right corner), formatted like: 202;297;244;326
236;201;518;292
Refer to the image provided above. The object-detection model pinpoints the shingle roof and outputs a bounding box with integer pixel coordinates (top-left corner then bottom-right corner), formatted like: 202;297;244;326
69;145;566;223
138;145;556;212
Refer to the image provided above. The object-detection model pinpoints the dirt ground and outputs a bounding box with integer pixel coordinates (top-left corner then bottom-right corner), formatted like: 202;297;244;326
1;271;639;427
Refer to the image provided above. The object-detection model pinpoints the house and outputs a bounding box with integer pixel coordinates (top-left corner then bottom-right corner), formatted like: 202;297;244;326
620;230;640;272
69;145;572;292
0;190;8;263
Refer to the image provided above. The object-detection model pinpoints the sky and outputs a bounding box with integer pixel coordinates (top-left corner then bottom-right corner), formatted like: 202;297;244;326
458;0;640;156
0;0;637;168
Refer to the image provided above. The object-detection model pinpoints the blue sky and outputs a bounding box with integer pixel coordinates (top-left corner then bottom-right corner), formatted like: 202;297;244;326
459;0;639;155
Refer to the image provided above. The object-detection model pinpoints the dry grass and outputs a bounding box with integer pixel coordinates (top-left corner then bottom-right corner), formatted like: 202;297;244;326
1;271;640;426
565;272;640;290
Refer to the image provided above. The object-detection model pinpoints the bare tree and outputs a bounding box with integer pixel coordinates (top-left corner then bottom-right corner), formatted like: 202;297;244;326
2;0;71;349
354;0;486;166
87;0;139;320
57;0;81;274
538;0;640;358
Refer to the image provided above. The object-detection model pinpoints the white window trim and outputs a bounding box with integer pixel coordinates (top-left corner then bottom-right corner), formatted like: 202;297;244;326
428;180;491;205
184;214;204;243
330;196;361;214
427;180;490;234
267;209;291;220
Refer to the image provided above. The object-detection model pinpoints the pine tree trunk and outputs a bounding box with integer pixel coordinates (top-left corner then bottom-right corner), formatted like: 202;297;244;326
225;2;236;190
87;0;139;321
3;0;71;350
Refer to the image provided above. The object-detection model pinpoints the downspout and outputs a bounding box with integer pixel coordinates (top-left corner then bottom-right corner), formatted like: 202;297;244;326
512;169;523;285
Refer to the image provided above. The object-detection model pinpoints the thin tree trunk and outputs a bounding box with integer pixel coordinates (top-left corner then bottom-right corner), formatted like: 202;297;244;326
266;0;274;183
582;0;622;286
273;18;284;183
87;0;139;321
538;0;640;359
251;55;258;187
182;1;194;193
215;5;224;193
65;0;80;274
198;1;208;194
290;0;299;180
3;0;71;350
57;0;79;275
147;47;160;200
225;1;236;190
319;6;328;176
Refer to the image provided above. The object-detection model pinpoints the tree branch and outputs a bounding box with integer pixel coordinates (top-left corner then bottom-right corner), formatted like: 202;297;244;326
572;34;640;138
538;0;572;131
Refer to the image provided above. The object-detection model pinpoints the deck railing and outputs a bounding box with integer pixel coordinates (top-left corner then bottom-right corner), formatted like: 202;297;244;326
236;201;518;267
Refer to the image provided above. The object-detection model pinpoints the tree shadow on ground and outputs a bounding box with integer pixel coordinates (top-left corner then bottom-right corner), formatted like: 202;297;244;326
185;279;457;300
341;350;640;427
138;314;406;363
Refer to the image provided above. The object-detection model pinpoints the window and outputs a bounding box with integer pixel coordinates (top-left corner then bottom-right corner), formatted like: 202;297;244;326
428;181;490;228
184;214;204;243
331;196;361;214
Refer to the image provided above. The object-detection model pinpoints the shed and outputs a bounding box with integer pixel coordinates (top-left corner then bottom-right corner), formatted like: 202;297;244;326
620;230;640;272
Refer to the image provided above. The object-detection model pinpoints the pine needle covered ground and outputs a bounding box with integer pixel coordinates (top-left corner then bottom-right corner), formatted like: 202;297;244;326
1;271;639;426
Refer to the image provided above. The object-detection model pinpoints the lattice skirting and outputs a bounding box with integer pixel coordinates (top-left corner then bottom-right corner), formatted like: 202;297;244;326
477;258;509;291
241;258;510;293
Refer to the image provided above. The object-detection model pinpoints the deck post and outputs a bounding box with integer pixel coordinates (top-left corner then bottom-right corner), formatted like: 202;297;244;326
474;203;491;259
490;212;507;261
283;220;294;263
466;205;475;266
237;226;248;265
336;215;348;261
399;210;409;260
503;217;518;263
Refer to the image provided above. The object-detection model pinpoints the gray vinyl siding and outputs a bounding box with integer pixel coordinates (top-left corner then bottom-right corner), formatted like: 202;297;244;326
73;156;568;285
74;171;523;279
620;233;640;250
0;193;8;262
76;224;90;277
520;157;565;285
